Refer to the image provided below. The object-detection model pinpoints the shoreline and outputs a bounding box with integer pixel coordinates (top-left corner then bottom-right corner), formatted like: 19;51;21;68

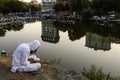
0;55;88;80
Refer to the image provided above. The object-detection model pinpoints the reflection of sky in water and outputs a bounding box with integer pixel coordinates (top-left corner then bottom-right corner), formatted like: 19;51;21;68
0;22;41;54
39;30;120;76
0;21;120;76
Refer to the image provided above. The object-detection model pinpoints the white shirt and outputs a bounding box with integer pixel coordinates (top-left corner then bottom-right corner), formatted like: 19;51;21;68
11;40;41;73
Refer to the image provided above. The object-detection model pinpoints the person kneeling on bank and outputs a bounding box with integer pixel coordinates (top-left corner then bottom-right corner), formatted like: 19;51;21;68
11;40;41;73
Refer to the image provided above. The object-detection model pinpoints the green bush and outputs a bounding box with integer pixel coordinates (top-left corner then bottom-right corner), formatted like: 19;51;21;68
81;7;94;21
82;65;118;80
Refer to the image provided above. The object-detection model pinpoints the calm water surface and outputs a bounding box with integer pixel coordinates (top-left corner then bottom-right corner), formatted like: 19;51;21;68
0;20;120;76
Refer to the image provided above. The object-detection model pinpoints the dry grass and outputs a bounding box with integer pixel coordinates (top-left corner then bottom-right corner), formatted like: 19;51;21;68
0;55;88;80
0;55;46;80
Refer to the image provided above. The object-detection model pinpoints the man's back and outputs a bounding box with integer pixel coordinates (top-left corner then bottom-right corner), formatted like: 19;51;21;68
11;40;41;73
11;43;30;72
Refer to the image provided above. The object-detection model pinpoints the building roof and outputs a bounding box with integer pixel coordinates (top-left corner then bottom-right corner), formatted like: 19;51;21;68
58;11;72;15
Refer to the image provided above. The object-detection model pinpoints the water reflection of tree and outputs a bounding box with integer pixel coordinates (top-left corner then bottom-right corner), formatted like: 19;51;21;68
68;23;86;41
3;22;24;31
53;20;120;44
53;21;68;32
0;29;6;37
88;24;120;44
25;19;40;23
88;24;111;37
53;21;87;41
110;25;120;39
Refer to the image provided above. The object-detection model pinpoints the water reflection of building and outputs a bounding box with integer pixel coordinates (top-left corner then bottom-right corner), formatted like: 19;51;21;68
85;32;111;51
41;20;60;43
57;20;75;24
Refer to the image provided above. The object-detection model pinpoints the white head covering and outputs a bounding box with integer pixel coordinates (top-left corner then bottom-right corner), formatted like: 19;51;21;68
29;40;41;51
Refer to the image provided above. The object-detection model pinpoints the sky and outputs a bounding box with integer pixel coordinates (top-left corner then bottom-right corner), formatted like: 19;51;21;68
23;0;41;3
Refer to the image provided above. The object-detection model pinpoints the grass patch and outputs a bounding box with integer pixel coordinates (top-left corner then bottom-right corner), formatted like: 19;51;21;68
82;65;119;80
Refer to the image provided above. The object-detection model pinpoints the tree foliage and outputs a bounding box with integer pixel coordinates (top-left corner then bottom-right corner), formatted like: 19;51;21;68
28;2;41;12
54;0;120;15
91;0;120;14
0;0;41;13
53;2;70;12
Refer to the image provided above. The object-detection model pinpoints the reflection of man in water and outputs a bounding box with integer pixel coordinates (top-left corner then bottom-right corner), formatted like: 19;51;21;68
11;40;41;73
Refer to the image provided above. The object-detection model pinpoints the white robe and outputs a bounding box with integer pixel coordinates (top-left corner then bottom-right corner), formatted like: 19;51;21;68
11;40;41;73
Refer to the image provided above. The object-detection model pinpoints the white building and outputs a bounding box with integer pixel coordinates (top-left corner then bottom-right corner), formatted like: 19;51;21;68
41;0;56;12
31;0;38;4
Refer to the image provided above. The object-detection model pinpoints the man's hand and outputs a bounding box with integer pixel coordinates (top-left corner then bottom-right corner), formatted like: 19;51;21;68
28;58;35;63
34;58;40;62
28;58;40;63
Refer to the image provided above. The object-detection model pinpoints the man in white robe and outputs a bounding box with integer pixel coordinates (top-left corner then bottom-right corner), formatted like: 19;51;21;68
11;40;41;73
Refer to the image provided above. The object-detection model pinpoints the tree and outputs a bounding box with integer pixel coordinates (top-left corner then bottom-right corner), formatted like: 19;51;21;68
54;2;70;12
0;0;41;13
91;0;120;14
28;2;41;12
68;0;81;12
68;0;89;12
81;7;93;21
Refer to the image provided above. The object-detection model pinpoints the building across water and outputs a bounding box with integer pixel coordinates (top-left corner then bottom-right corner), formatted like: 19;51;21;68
31;0;38;4
41;0;56;13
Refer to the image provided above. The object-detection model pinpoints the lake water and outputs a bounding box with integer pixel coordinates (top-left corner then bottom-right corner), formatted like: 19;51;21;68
0;20;120;77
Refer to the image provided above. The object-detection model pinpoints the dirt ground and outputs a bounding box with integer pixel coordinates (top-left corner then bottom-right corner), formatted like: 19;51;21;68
0;54;53;80
0;55;88;80
0;55;34;80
